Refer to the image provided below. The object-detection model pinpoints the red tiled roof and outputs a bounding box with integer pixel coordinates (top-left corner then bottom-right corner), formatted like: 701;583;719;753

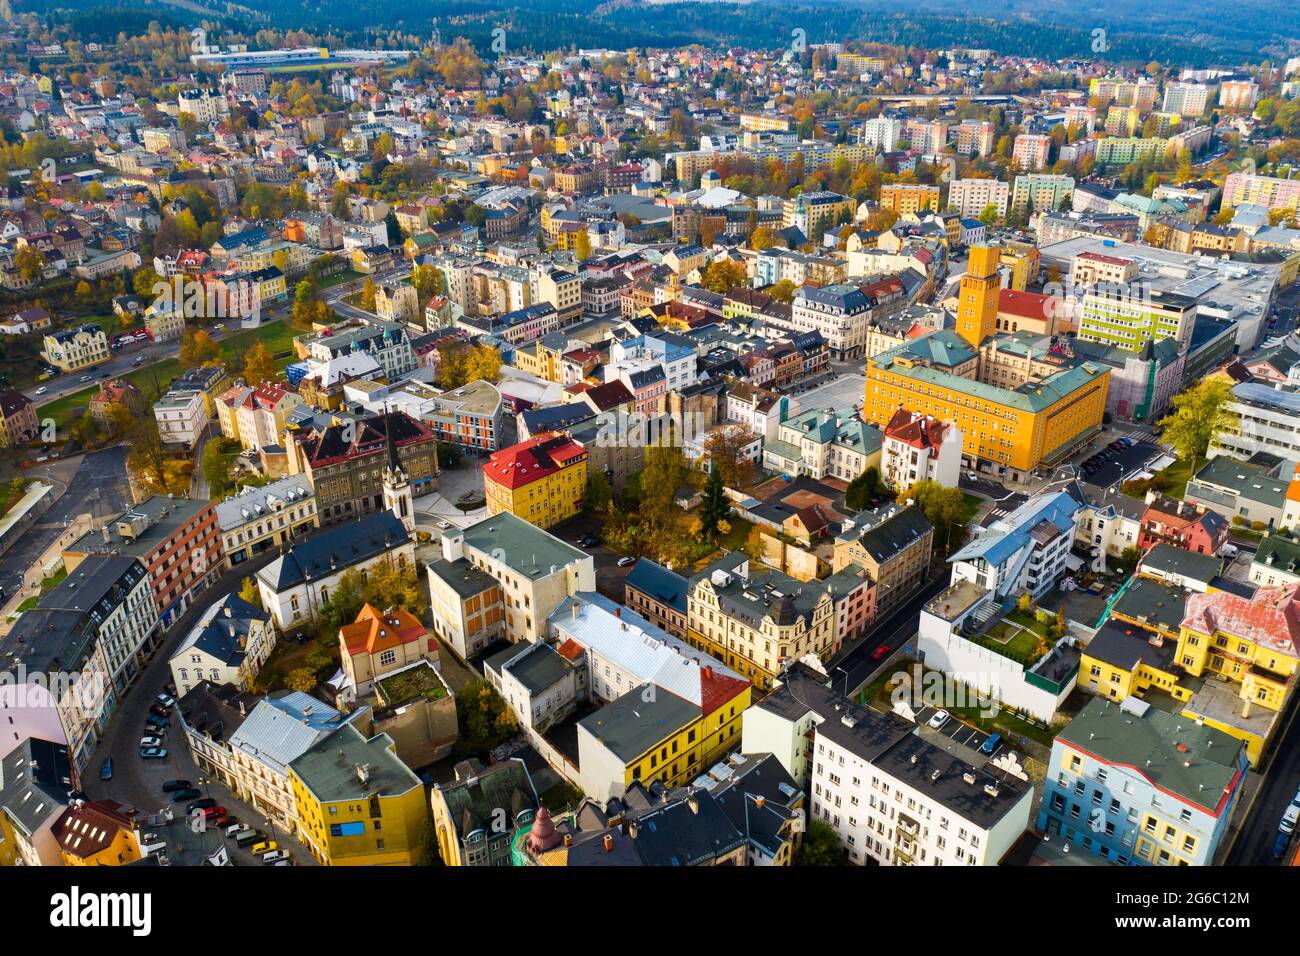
483;431;588;491
1182;584;1300;657
698;666;750;717
998;287;1053;322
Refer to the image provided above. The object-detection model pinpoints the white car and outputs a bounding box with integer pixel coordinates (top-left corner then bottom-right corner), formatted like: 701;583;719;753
261;850;290;863
617;556;635;567
436;519;451;530
139;735;162;748
156;693;176;707
927;710;950;730
1282;801;1300;835
34;386;48;395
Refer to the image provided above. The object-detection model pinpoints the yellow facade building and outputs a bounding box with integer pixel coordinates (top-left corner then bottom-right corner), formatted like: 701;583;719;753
483;431;588;529
880;183;941;216
289;724;429;866
863;244;1109;480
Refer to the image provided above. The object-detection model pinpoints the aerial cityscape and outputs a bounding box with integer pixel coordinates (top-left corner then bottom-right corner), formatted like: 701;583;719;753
0;0;1296;909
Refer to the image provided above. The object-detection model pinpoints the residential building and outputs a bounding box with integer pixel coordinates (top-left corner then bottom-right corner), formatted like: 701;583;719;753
483;431;588;529
152;388;208;449
168;593;274;696
338;603;434;701
881;408;963;490
290;722;428;866
64;496;224;630
0;738;73;866
880;184;941;216
428;512;595;649
947;179;1009;221
1011;174;1074;214
430;757;539;866
624;558;690;639
0;389;39;447
1012;133;1052;171
215;476;318;566
41;324;109;373
1038;697;1247;865
832;503;935;616
255;510;415;630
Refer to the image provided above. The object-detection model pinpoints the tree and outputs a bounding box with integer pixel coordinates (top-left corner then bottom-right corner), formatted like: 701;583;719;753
14;245;45;281
907;479;972;557
285;668;317;693
456;678;517;748
126;415;169;491
1017;592;1033;614
845;466;886;511
796;819;848;866
463;344;503;384
573;230;592;261
360;277;377;313
239;576;262;609
178;328;221;369
103;401;134;438
700;259;746;294
978;203;1000;225
767;278;798;303
242;341;277;386
698;464;733;536
202;440;233;497
1157;378;1234;474
750;226;777;251
704;424;758;488
585;469;612;513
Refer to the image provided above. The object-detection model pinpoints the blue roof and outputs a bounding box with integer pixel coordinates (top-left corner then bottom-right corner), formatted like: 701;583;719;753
257;511;409;591
624;558;690;615
950;491;1080;567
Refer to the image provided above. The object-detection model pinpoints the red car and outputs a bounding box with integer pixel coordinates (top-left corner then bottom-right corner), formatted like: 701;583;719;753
201;806;227;819
872;644;890;660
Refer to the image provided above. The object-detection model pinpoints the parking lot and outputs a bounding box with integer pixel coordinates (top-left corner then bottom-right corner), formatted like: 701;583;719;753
1074;433;1164;490
914;705;1012;763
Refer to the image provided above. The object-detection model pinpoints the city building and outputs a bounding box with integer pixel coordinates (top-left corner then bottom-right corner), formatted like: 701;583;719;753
215;476;318;567
168;593;275;696
1038;697;1247;865
881;408;962;490
483;431;588;529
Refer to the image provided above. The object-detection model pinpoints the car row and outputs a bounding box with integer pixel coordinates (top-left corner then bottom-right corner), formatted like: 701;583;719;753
1079;436;1136;476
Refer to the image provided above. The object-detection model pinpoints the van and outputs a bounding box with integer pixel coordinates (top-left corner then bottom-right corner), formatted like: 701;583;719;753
981;732;1002;755
1280;801;1300;835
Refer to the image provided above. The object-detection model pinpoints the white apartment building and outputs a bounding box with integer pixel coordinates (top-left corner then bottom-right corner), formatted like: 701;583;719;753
215;476;319;566
947;179;1009;220
1210;381;1300;464
1162;82;1210;116
153;388;208;449
858;116;901;152
881;410;962;490
1012;134;1052;171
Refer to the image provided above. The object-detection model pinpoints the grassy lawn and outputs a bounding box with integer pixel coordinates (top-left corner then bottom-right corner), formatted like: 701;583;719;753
537;780;584;813
317;268;363;289
39;321;297;434
961;492;982;522
0;478;30;515
1159;456;1195;498
975;621;1044;664
1008;608;1051;638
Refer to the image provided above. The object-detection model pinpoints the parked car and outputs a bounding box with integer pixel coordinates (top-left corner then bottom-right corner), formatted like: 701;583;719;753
261;849;290;863
149;703;171;718
145;718;169;732
171;788;201;802
139;735;162;749
1272;831;1291;861
187;798;217;813
99;758;113;781
160;779;192;793
155;692;176;707
436;519;451;530
617;556;635;567
201;806;227;820
928;710;950;730
1281;800;1300;835
225;823;249;838
139;747;167;760
234;829;264;847
270;858;293;866
250;840;278;856
981;732;1003;755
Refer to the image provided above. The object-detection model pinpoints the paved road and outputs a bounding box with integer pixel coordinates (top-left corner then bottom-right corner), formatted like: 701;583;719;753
825;572;949;698
1225;692;1300;865
86;546;319;866
0;446;130;601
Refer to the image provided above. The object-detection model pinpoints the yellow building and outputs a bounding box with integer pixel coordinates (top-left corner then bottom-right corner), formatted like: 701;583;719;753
52;800;143;867
289;724;429;866
41;324;110;373
880;183;941;216
1174;584;1300;765
577;678;752;801
863;244;1108;480
483;432;588;529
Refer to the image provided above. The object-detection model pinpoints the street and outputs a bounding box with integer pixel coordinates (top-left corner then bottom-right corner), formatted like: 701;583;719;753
0;446;130;601
1225;692;1300;865
85;545;319;866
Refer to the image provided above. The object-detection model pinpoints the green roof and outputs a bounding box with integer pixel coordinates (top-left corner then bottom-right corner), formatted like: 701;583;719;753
1057;697;1243;812
288;723;421;804
459;512;588;579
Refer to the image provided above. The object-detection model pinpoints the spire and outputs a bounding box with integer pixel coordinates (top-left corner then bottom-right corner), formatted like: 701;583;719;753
384;404;403;475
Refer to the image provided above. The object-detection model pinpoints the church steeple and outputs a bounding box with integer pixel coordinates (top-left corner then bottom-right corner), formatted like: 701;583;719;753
381;406;414;532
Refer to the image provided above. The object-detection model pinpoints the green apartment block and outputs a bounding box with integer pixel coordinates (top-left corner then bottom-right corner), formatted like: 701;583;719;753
1078;286;1198;352
1094;137;1170;167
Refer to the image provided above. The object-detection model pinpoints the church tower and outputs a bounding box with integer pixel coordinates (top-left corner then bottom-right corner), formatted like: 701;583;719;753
381;409;414;533
956;243;1002;348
